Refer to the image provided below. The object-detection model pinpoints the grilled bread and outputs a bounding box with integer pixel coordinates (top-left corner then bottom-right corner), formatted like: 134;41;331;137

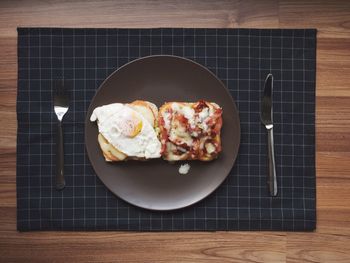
158;100;223;161
92;100;160;161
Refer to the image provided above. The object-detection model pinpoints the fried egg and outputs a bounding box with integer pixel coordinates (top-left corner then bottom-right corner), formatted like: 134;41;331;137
90;103;161;159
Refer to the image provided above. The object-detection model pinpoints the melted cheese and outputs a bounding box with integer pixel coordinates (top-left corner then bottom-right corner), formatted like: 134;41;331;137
198;107;209;120
171;103;196;129
162;111;172;130
205;142;216;154
169;123;193;146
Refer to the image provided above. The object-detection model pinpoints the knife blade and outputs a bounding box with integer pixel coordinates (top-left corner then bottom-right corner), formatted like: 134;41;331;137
260;73;278;196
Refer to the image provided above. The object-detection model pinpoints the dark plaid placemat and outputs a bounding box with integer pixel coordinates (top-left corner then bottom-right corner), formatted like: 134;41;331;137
17;28;316;231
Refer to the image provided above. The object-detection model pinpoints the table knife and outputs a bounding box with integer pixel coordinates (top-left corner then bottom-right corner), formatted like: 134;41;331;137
260;73;278;196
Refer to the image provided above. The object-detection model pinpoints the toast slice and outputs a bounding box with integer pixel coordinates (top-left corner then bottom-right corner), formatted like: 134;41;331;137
158;101;223;161
95;100;159;161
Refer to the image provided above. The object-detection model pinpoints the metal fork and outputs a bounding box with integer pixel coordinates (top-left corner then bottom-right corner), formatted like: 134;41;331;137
53;80;70;190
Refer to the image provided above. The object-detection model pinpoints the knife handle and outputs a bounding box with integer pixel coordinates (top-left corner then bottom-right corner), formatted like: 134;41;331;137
267;127;277;196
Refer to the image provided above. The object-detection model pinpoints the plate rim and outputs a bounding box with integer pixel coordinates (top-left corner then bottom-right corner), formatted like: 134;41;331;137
84;54;241;211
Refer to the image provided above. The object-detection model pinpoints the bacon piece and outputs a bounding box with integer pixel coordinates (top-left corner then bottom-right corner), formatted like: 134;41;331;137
193;100;208;113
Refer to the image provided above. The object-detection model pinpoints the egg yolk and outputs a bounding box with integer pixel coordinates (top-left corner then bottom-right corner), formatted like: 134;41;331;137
115;113;143;137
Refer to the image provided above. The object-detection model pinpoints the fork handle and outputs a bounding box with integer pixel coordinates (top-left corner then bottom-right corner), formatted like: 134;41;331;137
56;121;65;190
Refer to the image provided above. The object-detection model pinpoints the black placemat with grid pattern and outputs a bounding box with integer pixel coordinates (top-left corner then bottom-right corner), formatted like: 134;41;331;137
17;28;316;231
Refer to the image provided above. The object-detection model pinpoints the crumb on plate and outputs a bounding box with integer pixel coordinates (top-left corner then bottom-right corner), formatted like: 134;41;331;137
179;163;190;175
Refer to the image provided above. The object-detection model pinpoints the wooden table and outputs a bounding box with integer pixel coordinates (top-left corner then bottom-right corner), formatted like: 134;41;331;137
1;1;349;262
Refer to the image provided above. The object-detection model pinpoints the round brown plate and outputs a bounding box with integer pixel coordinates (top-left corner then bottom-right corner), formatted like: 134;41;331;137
85;55;240;210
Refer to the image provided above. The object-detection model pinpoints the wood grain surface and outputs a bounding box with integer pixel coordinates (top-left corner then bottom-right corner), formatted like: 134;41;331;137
0;0;350;262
